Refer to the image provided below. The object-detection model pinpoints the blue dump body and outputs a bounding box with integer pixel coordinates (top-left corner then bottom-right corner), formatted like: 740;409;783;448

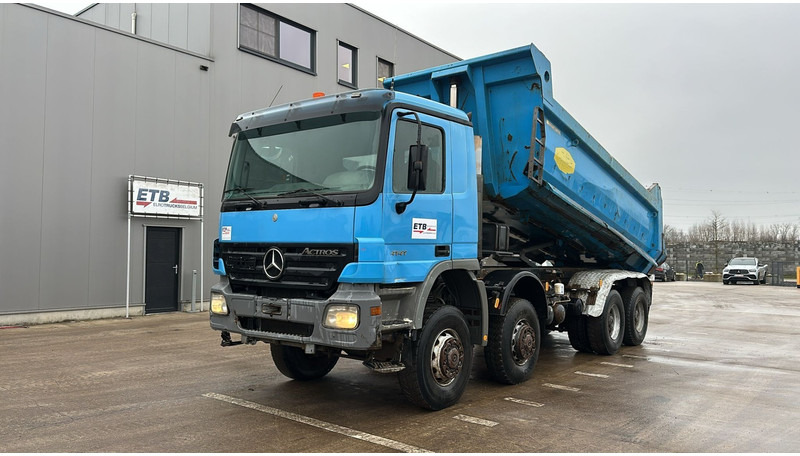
388;45;665;273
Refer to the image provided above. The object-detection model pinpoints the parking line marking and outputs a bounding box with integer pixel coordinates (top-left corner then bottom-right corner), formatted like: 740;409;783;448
203;393;431;453
504;397;544;407
453;414;499;427
575;371;609;378
543;383;580;392
601;362;634;368
623;354;649;360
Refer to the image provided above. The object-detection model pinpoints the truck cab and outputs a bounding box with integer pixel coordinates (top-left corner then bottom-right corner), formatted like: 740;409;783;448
211;90;486;408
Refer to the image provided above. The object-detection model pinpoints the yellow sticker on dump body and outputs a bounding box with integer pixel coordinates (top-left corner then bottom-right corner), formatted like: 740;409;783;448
554;147;575;174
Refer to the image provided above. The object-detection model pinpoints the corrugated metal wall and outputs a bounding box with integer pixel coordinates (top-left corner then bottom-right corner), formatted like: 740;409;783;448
0;3;458;319
77;3;212;56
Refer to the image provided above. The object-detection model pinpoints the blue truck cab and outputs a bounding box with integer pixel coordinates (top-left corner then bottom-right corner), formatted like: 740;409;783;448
210;45;664;410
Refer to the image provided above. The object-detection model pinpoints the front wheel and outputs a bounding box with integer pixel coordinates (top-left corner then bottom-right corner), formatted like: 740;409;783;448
484;298;541;384
587;290;625;355
398;306;473;410
270;344;339;381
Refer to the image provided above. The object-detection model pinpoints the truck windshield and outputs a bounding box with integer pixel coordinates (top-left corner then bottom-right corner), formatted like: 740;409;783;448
223;111;381;200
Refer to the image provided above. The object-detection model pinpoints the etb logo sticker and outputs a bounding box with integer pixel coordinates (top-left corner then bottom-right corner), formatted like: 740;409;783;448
412;218;437;240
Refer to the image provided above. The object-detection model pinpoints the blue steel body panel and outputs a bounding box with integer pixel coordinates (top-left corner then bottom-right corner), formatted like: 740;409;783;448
386;44;665;273
219;207;356;244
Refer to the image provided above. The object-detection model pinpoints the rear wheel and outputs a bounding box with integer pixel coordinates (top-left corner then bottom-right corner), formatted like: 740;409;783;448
398;306;473;410
270;344;339;381
587;290;625;355
622;287;649;346
484;298;541;384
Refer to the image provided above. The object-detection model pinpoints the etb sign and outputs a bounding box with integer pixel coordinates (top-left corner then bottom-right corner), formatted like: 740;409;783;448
129;176;202;218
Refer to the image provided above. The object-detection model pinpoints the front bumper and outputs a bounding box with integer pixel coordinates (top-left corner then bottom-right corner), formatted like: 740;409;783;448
210;278;383;351
723;271;758;282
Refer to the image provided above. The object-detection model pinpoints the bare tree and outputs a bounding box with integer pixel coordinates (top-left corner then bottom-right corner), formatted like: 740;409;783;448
708;211;728;271
664;224;685;246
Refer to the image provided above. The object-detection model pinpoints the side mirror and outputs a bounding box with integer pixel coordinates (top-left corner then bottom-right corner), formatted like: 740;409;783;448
406;144;428;191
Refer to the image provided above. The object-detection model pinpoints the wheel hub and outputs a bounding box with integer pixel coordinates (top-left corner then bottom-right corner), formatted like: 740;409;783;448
430;329;464;386
608;304;621;340
512;319;536;365
634;300;645;333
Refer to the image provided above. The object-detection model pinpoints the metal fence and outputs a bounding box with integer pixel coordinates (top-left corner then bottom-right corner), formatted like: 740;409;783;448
770;262;800;287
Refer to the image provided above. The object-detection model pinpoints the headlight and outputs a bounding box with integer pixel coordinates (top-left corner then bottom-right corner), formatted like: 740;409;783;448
210;292;229;315
748;268;756;273
323;305;359;329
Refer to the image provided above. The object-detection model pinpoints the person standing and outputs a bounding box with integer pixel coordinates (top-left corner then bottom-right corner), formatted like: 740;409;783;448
695;260;705;279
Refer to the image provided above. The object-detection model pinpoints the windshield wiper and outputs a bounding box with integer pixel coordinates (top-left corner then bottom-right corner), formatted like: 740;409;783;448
227;186;266;209
278;187;343;207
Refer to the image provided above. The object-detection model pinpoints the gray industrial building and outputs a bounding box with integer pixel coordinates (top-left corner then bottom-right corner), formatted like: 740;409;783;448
0;3;458;325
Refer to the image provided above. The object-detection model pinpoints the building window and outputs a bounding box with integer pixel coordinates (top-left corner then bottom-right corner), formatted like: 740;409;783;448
377;58;394;88
337;41;357;88
239;4;315;73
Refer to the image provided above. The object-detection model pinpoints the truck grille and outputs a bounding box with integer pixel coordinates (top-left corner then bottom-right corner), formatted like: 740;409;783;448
237;316;314;337
221;243;354;299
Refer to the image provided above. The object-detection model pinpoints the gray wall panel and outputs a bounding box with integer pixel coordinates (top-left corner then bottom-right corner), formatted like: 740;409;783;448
119;3;135;34
173;53;211;185
38;16;95;311
134;44;176;178
0;5;47;313
105;3;120;29
82;3;104;25
150;3;169;44
187;3;211;56
88;31;138;308
135;3;152;39
167;3;188;50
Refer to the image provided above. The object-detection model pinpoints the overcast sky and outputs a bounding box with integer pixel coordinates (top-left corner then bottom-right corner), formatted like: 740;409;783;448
28;1;800;231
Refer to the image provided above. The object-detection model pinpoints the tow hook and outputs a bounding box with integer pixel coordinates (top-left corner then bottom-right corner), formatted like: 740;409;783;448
220;330;243;347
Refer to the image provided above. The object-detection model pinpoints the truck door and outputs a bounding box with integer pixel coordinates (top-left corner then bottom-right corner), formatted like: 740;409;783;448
382;110;453;283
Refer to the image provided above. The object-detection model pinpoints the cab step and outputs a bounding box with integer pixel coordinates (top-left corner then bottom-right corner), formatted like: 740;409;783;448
363;359;405;373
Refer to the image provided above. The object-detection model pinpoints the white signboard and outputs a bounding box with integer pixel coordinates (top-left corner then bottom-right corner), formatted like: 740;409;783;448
129;176;203;218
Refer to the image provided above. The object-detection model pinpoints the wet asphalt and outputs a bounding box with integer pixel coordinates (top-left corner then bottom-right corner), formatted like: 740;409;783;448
1;281;798;452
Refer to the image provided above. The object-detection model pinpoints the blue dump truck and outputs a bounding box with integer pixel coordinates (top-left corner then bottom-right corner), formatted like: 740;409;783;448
210;44;665;410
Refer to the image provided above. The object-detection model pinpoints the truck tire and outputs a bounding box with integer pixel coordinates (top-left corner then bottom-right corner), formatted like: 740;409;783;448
484;298;541;385
398;306;473;410
270;344;339;381
567;311;592;354
622;287;649;346
587;290;625;355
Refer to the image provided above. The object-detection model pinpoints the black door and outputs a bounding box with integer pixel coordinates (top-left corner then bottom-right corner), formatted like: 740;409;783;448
145;227;181;313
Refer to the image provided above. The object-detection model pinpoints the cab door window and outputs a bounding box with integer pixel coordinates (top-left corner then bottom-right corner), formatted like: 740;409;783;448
391;120;445;194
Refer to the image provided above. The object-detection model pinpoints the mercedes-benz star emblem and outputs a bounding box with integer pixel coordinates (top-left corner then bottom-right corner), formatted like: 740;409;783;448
263;247;285;280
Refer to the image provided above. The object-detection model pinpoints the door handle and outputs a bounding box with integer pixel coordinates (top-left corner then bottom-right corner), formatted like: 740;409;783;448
173;264;178;275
